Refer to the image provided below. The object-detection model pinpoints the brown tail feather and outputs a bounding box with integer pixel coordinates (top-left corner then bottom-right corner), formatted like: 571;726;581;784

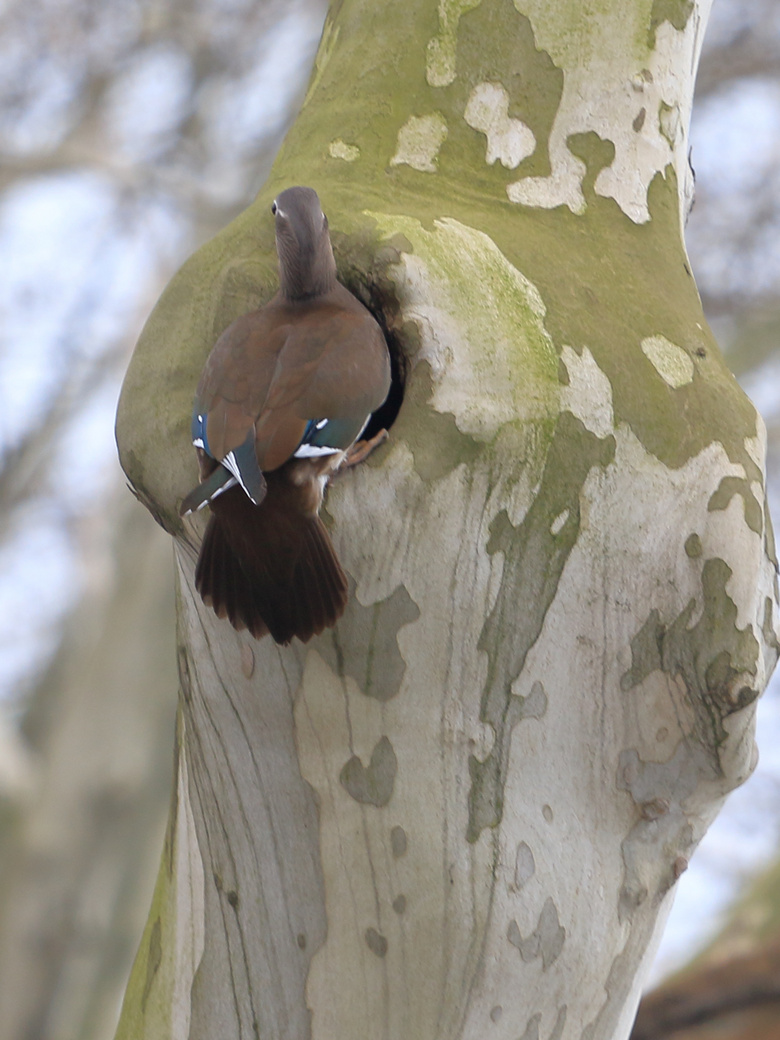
194;474;347;644
197;511;268;637
292;519;339;640
306;523;345;625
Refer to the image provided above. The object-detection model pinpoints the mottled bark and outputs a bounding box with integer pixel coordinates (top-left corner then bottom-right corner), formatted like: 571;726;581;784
115;1;779;1038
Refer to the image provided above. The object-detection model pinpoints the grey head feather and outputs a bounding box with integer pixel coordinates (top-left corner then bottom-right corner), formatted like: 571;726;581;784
273;186;337;300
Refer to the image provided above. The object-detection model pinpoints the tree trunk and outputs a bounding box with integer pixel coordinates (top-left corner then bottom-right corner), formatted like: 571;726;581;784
114;1;779;1037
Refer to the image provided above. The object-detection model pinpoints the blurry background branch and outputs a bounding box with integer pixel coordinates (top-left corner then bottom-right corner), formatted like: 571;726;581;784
0;0;778;1038
695;0;780;98
632;855;780;1038
687;2;780;331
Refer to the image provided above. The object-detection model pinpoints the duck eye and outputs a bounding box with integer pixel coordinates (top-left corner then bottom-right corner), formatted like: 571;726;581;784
271;201;278;215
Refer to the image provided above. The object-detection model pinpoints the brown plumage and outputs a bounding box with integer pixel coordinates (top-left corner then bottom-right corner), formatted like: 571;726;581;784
182;186;391;644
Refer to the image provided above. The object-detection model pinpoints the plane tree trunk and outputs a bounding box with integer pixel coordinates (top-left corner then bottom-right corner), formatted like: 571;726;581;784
114;0;779;1037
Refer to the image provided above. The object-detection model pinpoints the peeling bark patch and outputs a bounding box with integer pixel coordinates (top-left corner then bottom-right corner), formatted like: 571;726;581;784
141;917;162;1011
619;744;707;809
622;561;760;746
425;0;483;87
490;1005;503;1023
632;108;646;132
468;682;547;842
390;113;448;172
640;797;669;820
542;804;553;823
708;475;763;535
617;742;703;917
559;345;614;439
620;610;664;692
365;927;388;957
328;138;359;162
567;131;616;200
507;898;565;970
633;69;654;91
320;582;420;701
641;335;694;388
648;0;695;48
340;736;397;807
685;533;702;558
449;0;563;182
525;680;548;717
367;214;558;442
464;82;536;169
659;101;681;147
401;362;483;482
390;825;408;857
513;841;536;890
392;894;407;915
468;413;615;841
550;510;569;535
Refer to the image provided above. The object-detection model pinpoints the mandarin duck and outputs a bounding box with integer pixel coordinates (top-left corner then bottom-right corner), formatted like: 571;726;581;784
180;186;391;644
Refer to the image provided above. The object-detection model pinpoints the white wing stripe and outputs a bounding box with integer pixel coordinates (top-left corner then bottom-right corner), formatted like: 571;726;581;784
294;444;342;458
